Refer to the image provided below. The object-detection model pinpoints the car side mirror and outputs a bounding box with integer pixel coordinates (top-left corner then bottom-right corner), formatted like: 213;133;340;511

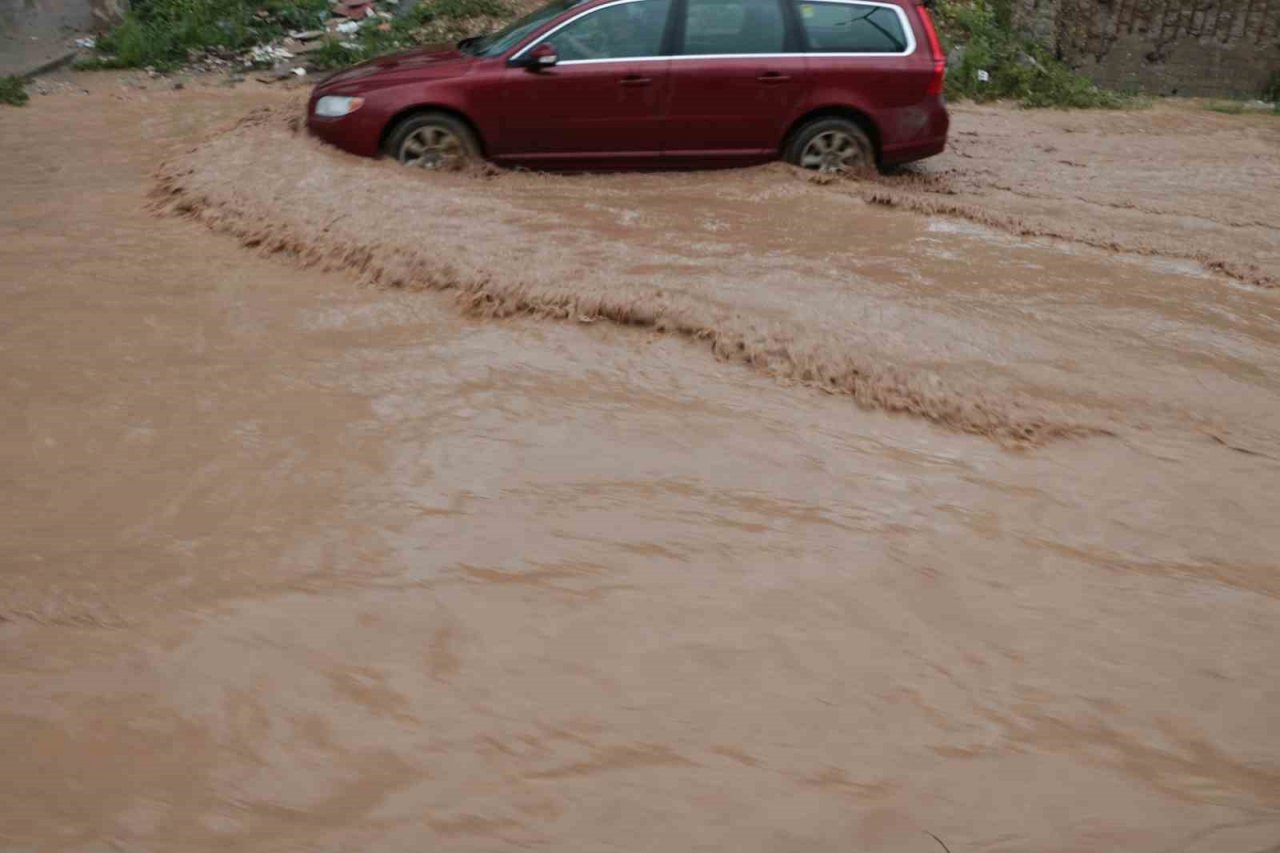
522;43;559;70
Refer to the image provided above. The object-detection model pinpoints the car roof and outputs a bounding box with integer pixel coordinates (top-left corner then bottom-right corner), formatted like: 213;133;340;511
570;0;911;9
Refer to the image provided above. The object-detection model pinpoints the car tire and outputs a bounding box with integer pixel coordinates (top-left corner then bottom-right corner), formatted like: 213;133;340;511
785;118;875;175
384;112;481;171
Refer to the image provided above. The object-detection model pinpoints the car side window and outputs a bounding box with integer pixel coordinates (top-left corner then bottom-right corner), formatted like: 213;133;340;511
681;0;787;55
796;1;909;53
544;0;672;61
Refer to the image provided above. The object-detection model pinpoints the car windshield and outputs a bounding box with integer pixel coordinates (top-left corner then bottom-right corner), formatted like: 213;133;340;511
459;0;587;57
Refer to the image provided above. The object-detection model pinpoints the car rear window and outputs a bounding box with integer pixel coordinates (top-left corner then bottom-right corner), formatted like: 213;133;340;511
681;0;787;55
797;1;909;53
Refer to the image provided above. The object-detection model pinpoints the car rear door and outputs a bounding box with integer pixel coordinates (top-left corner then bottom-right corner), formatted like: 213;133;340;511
661;0;806;159
495;0;674;165
795;0;919;108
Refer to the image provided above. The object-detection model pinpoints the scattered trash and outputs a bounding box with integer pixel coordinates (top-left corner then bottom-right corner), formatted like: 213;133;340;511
77;0;466;83
249;44;294;65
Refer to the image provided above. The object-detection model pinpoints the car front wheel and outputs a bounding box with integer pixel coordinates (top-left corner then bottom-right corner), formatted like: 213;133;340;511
384;112;480;171
785;118;875;175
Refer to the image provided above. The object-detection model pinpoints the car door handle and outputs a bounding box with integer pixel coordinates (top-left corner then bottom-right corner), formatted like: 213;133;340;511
619;75;653;86
758;72;791;83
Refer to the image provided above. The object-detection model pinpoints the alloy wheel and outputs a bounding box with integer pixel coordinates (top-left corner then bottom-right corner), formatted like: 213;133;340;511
799;130;868;173
398;125;466;170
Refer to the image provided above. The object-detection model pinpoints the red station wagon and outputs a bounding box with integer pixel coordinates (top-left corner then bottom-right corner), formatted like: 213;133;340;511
307;0;948;172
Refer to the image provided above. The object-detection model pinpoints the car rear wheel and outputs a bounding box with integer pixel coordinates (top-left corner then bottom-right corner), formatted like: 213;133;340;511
785;118;875;175
384;112;479;171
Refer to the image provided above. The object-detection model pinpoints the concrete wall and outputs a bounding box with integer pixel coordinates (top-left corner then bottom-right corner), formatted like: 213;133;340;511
0;0;126;36
0;0;127;75
1016;0;1280;96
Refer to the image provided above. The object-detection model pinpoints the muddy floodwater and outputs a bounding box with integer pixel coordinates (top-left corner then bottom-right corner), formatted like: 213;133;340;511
3;76;1279;852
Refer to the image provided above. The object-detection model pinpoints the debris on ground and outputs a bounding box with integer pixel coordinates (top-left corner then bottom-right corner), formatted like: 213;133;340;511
78;0;515;83
248;45;295;67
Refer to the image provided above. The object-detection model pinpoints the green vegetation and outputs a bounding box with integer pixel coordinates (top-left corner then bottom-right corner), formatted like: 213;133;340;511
1200;69;1280;116
0;75;29;106
1264;71;1280;113
935;0;1128;109
86;0;511;71
1204;100;1246;115
1263;70;1280;102
307;0;511;70
1202;98;1280;117
90;0;330;70
430;0;511;19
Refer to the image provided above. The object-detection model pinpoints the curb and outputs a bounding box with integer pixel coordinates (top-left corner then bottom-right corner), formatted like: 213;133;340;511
12;50;79;80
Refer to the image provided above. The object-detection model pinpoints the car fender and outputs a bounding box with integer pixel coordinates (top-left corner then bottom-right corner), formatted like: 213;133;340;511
779;92;885;151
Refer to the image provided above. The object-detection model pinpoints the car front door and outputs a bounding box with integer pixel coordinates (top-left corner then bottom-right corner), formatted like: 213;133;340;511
662;0;805;159
495;0;674;165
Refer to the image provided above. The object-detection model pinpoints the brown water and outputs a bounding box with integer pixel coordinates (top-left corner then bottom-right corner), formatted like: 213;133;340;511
3;76;1279;852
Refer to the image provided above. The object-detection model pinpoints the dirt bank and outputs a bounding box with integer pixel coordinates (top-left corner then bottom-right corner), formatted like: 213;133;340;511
2;77;1279;853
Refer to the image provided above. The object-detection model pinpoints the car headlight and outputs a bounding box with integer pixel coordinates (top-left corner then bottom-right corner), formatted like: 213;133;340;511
314;96;365;118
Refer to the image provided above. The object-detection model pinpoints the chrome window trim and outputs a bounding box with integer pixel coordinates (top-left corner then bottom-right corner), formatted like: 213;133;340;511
511;0;663;62
511;0;917;62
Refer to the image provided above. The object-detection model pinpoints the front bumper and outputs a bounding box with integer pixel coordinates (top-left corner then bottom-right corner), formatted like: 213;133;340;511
305;98;385;158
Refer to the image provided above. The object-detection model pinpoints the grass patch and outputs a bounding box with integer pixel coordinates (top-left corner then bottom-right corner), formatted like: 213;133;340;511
0;75;29;106
422;0;512;20
91;0;330;70
87;0;513;72
1203;99;1280;117
1205;101;1246;115
936;0;1128;108
308;0;511;70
